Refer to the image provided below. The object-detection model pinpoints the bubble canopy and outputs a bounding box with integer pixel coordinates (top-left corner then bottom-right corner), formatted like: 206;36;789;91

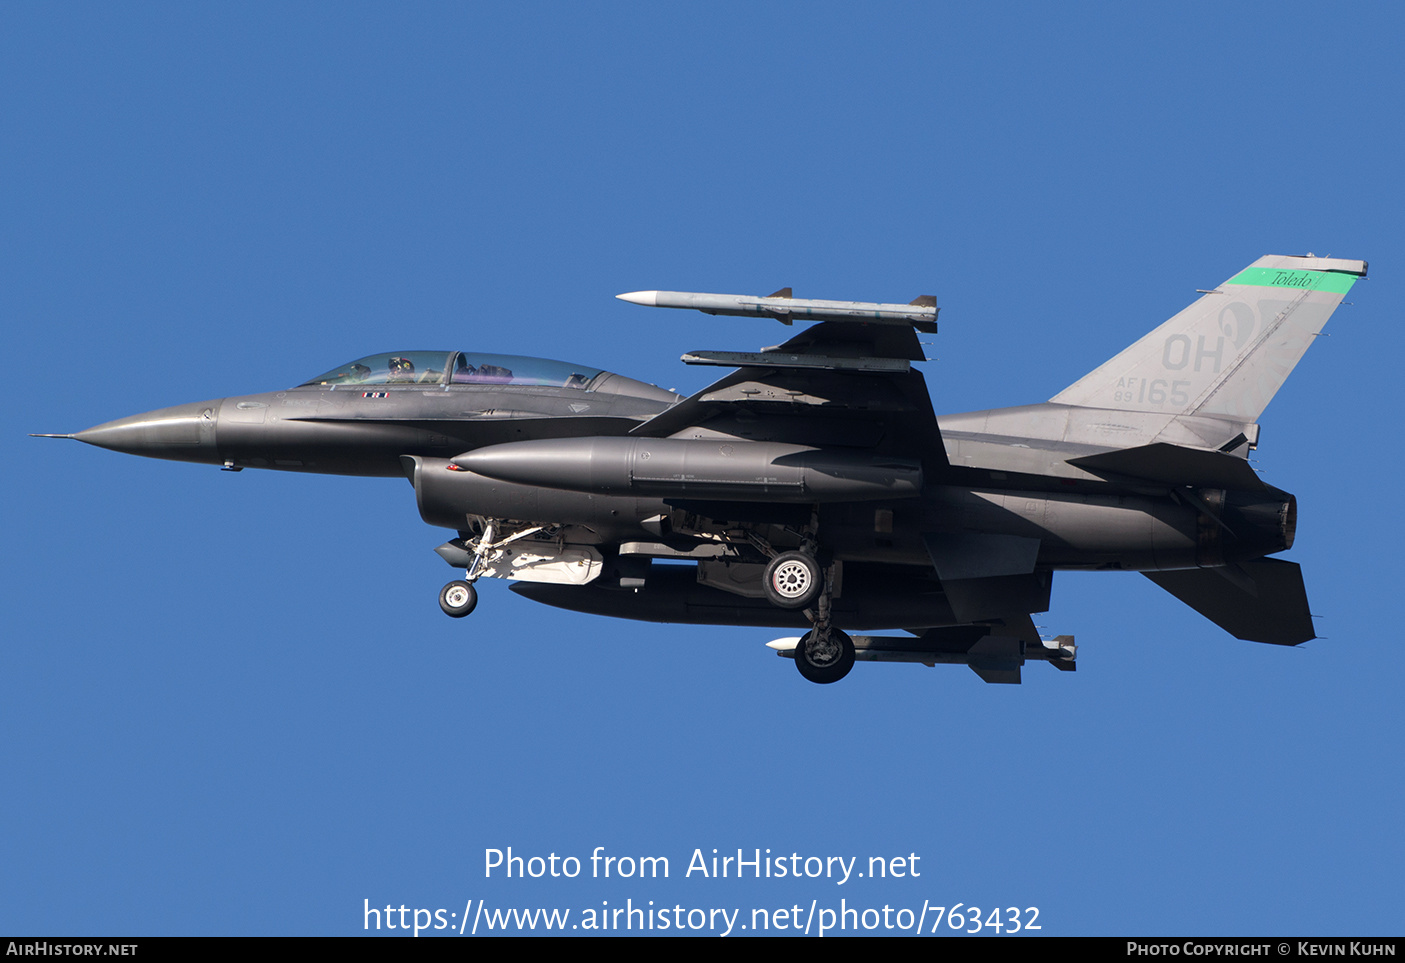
299;351;604;389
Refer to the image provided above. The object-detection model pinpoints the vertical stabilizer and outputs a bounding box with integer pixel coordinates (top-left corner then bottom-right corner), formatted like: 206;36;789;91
1051;255;1365;422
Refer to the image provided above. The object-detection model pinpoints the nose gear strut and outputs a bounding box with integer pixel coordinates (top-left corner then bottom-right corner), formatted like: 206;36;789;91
436;519;548;618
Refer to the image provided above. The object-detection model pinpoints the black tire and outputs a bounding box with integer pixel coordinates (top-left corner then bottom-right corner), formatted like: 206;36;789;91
763;551;822;609
439;580;478;618
794;627;855;684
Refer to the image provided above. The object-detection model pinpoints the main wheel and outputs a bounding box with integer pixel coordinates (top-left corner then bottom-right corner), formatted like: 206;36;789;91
794;626;855;684
439;580;478;618
763;551;822;609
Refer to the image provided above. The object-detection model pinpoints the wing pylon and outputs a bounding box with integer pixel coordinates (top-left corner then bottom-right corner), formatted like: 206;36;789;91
619;288;948;474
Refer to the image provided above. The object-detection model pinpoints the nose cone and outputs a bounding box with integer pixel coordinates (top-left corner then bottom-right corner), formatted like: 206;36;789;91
73;399;223;464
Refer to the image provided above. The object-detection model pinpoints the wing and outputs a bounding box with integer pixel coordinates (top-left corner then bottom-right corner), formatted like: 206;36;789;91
618;292;1062;651
626;307;949;478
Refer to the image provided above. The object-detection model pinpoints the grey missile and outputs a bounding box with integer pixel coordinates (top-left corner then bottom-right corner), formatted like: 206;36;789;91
616;290;938;329
452;436;923;503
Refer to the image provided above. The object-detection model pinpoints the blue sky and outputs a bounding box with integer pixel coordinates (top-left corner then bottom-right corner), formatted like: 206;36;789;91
3;2;1402;936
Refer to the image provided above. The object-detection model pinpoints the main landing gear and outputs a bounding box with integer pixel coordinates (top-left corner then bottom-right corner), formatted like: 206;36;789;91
762;551;822;609
748;521;855;684
779;553;855;685
794;624;855;684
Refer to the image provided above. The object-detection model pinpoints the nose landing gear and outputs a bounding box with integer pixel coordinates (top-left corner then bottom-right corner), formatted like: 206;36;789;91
437;519;499;619
439;580;478;618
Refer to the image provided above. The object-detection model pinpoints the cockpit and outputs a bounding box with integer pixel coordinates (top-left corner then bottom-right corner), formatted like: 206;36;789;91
299;351;605;389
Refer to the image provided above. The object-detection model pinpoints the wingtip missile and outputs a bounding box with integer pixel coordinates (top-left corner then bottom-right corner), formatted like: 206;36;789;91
615;289;938;329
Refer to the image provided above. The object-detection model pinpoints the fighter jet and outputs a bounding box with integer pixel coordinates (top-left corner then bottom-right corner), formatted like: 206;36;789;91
38;254;1365;684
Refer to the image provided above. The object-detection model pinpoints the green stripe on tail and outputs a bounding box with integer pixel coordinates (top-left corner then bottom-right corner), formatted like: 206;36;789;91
1227;267;1357;293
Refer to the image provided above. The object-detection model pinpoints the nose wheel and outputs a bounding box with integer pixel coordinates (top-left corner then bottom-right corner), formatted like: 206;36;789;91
439;580;478;618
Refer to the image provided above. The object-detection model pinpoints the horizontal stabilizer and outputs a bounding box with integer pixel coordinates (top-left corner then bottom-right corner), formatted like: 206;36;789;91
1144;558;1315;645
1068;443;1264;490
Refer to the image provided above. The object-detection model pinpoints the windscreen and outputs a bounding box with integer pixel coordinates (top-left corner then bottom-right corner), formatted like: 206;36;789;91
300;352;454;386
300;351;603;388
